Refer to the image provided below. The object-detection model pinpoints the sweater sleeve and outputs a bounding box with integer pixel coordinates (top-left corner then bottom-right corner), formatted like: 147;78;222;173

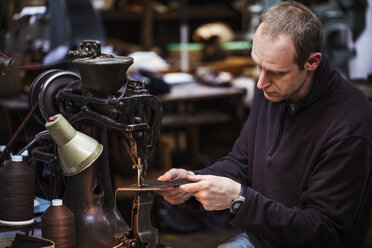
231;137;372;248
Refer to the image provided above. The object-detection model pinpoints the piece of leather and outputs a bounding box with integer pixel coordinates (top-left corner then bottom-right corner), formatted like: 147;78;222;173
118;178;190;191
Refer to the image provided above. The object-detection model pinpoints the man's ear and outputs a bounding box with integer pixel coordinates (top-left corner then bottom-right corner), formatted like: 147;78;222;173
305;53;322;71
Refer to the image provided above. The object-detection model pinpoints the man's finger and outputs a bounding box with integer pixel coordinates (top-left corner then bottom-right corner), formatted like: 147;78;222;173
180;182;202;193
158;170;175;181
187;174;210;181
158;173;171;181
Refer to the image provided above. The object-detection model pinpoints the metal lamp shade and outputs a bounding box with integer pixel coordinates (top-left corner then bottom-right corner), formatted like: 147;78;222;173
45;114;103;176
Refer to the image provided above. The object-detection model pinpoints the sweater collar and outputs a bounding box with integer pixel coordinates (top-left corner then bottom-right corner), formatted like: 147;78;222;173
285;55;336;116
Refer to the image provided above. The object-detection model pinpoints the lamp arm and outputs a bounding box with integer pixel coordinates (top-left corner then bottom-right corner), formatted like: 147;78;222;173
16;130;50;155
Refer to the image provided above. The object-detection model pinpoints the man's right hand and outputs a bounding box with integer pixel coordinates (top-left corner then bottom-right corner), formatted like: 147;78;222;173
158;168;195;205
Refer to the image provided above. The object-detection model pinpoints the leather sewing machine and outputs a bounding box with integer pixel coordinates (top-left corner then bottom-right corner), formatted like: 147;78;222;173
28;40;173;248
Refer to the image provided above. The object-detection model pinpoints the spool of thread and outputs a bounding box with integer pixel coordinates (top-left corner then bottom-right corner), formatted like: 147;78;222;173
0;155;35;225
41;199;75;248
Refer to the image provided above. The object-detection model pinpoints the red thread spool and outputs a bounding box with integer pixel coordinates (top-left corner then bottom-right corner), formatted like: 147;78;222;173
41;199;75;248
0;155;34;225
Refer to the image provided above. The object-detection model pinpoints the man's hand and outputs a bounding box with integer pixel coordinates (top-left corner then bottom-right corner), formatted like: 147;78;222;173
181;175;241;211
158;168;195;205
158;168;194;181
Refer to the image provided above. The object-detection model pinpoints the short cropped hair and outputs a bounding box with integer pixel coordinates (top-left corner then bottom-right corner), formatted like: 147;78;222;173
260;1;323;69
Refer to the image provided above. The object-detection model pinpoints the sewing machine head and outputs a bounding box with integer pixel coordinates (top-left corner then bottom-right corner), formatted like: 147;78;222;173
69;40;133;97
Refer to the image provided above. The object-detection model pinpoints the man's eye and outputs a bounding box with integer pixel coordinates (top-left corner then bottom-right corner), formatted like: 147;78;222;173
271;71;285;77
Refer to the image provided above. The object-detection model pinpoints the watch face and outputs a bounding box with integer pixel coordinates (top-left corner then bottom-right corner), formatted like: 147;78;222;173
230;196;245;214
232;201;243;212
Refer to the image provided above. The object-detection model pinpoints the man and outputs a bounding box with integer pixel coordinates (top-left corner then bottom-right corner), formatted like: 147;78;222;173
158;1;372;247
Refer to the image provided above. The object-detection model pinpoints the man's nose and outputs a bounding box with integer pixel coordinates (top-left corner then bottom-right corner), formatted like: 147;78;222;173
256;71;271;90
257;70;271;90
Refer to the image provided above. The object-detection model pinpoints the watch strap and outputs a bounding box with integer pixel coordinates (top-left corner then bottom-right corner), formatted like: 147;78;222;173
240;184;247;197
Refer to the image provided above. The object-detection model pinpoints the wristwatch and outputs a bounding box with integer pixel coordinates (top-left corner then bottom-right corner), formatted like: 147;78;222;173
230;184;246;215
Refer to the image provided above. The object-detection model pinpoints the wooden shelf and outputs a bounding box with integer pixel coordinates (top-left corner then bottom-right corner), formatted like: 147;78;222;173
101;2;242;50
101;5;240;22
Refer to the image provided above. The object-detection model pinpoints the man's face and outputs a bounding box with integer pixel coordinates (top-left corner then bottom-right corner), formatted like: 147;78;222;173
251;25;312;103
